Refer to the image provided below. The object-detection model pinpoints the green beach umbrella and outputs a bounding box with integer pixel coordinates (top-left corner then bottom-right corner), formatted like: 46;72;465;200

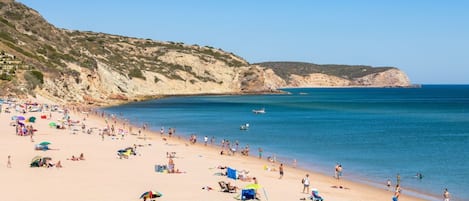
28;116;36;123
39;141;51;146
49;122;56;127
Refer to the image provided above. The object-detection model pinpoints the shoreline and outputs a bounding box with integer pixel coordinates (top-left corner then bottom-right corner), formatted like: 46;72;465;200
97;105;440;201
0;95;434;201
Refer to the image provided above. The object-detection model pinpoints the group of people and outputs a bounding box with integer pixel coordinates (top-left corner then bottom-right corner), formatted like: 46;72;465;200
68;153;85;161
388;173;451;201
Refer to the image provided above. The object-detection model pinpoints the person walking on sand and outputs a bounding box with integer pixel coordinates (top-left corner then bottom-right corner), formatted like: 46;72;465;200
279;163;284;179
302;174;310;193
443;188;450;201
7;155;11;168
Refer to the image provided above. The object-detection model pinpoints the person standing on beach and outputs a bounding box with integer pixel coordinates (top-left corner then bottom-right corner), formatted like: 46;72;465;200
279;163;284;179
443;188;450;201
395;184;401;193
168;157;175;173
258;148;263;159
334;163;340;178
204;136;208;146
336;165;343;180
302;174;310;193
396;173;401;185
386;179;392;191
7;155;11;168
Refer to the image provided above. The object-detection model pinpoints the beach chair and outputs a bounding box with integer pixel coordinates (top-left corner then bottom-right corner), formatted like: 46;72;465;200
218;181;237;193
310;189;324;201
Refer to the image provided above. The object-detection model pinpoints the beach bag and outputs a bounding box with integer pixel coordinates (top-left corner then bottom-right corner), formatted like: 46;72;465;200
301;178;305;184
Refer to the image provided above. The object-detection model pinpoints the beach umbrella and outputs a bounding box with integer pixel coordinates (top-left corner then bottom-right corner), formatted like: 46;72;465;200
17;116;25;120
28;116;36;123
31;155;42;163
49;122;56;127
39;141;51;146
139;191;162;199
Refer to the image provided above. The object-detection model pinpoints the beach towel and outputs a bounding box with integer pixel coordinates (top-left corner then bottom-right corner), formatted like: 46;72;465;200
227;167;237;180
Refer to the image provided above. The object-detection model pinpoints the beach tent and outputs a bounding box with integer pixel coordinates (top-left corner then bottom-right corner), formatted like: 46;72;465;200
227;167;237;180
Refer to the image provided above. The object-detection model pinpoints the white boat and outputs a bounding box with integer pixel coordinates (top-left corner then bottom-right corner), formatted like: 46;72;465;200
252;108;265;114
240;123;249;130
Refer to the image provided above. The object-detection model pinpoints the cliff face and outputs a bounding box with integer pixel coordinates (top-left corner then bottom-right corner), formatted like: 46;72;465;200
0;1;412;105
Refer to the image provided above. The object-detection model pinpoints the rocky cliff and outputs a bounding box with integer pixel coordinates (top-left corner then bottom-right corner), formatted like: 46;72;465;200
0;1;411;106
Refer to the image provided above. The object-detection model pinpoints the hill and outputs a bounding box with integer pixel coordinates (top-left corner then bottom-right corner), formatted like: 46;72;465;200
0;1;411;105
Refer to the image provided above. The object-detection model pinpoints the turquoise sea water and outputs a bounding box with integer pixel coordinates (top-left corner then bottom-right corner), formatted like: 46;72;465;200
102;85;469;201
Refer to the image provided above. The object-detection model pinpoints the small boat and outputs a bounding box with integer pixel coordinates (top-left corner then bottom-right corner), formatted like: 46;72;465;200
240;123;249;130
252;108;265;114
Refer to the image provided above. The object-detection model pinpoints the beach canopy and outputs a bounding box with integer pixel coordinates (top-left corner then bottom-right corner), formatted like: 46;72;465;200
139;191;162;199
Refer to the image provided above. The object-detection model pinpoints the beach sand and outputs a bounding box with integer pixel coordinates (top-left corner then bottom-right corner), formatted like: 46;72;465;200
0;96;429;201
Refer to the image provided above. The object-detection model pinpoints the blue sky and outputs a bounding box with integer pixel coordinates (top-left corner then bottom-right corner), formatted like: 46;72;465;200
17;0;469;84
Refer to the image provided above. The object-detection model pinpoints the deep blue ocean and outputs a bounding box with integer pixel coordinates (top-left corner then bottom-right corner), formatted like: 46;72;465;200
102;85;469;201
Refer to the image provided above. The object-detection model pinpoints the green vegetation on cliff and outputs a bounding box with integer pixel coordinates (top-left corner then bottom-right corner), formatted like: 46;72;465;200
256;61;396;81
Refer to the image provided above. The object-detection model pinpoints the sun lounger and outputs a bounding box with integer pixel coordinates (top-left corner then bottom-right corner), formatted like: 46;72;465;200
218;181;237;193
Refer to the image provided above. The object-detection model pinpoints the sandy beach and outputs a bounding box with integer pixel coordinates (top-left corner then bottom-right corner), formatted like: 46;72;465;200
0;96;429;201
